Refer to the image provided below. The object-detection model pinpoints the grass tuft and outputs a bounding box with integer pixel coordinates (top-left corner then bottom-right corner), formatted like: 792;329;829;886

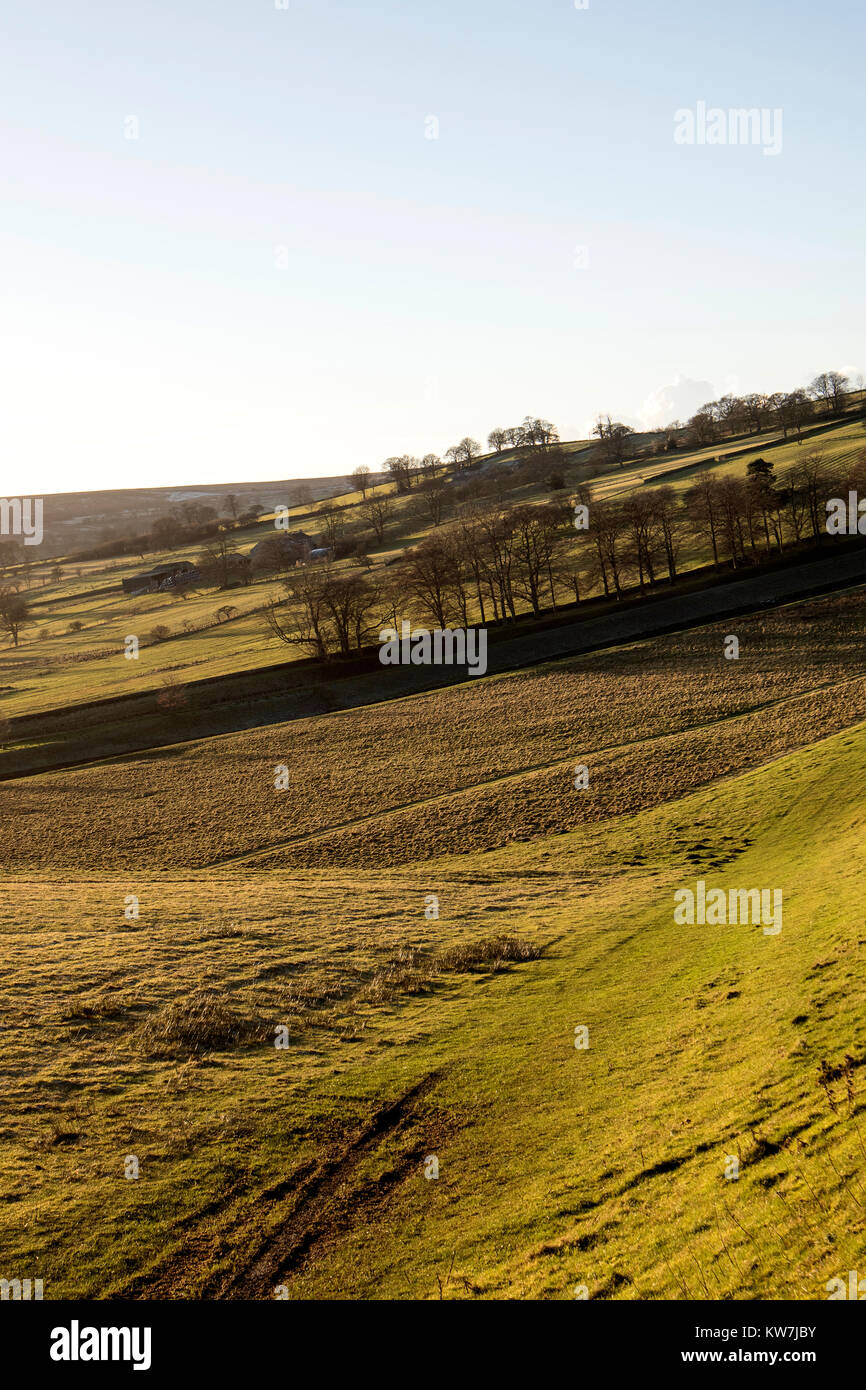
137;990;267;1058
436;934;544;974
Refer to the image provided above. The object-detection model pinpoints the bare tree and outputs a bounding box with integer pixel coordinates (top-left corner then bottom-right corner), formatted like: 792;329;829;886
510;505;565;615
621;495;661;592
474;510;518;620
810;371;849;416
151;515;185;550
715;394;746;435
351;465;371;498
716;476;750;566
265;568;379;658
319;572;380;655
456;513;492;624
0;539;23;575
777;389;813;440
199;531;238;589
741;392;769;434
385;455;415;493
592;415;635;465
684;473;723;567
445;437;482;471
652;487;686;582
587;500;627;597
521;416;559;448
0;588;29;646
686;409;717;447
317;503;344;549
420;471;449;526
264;572;329;660
401;537;460;628
361;493;395;544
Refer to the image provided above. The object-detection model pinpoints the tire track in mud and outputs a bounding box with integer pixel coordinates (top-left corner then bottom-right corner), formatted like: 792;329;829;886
112;1070;447;1300
218;1069;446;1299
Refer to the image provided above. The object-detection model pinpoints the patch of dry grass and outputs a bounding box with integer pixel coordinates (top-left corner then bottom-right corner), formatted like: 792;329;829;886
437;934;544;973
136;989;270;1058
2;590;866;873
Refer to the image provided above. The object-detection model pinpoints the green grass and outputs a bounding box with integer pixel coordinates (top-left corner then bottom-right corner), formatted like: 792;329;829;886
2;711;865;1298
643;417;866;495
270;721;866;1299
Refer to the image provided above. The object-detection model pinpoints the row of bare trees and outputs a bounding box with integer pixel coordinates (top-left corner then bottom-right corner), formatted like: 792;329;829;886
487;417;559;452
346;372;860;510
585;450;866;597
685;372;855;448
365;444;489;497
680;451;866;570
348;418;561;504
263;499;577;659
262;448;866;660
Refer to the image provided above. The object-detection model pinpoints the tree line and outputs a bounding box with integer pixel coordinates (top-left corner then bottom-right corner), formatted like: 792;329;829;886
262;446;866;661
678;372;853;450
347;416;561;501
347;368;858;498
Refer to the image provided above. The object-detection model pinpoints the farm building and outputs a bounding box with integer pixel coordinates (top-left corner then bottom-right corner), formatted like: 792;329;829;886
121;561;200;595
248;532;314;571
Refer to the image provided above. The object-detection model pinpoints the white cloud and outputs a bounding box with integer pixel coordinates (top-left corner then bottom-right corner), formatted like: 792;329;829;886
635;375;717;432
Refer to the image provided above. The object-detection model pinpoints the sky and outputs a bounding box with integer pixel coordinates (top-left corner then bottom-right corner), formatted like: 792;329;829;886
1;0;864;496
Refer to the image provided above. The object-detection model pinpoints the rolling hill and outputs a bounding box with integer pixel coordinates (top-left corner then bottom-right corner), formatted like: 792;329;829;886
2;584;865;1299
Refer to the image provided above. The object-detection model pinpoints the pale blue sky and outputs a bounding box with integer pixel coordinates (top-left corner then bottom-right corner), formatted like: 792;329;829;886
2;0;864;495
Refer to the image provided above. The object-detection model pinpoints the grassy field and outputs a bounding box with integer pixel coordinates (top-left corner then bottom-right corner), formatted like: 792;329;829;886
3;587;866;871
3;411;864;725
1;583;866;1299
644;417;866;495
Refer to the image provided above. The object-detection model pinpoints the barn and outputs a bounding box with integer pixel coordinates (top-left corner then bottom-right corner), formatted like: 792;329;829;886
121;561;200;595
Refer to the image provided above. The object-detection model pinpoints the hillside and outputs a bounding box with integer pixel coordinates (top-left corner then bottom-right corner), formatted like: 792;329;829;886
1;585;865;1299
1;408;865;733
17;475;365;557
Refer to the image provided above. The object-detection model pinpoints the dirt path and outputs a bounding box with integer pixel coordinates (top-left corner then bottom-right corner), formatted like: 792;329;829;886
111;1071;448;1301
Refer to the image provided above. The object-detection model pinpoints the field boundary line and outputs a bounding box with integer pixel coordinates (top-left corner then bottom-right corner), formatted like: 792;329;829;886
199;669;866;869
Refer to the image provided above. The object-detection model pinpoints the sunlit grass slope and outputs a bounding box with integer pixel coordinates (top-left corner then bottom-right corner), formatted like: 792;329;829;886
1;717;864;1299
